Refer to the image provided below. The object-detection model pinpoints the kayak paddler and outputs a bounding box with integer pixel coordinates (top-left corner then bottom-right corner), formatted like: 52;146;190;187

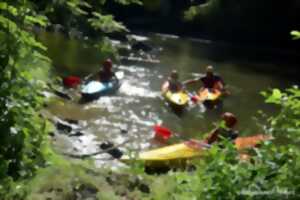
185;112;239;149
163;70;183;93
205;112;239;144
184;65;226;93
98;58;117;82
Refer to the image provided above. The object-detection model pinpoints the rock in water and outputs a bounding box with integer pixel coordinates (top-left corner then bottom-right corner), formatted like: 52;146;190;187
99;142;123;159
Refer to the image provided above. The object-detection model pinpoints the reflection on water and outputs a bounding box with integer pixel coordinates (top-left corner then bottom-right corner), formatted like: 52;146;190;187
41;32;297;164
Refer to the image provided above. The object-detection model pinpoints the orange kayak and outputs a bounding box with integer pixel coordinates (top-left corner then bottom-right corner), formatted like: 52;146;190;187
196;88;222;102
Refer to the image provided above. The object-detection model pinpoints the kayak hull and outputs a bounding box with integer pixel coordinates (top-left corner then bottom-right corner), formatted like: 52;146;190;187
81;80;120;101
121;134;271;168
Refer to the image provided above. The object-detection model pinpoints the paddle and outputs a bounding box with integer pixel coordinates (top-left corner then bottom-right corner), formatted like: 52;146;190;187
63;76;81;88
115;71;124;80
46;83;73;100
153;124;211;148
186;91;199;104
153;125;172;140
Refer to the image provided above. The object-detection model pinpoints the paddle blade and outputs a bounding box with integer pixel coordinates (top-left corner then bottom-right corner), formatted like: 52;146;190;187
153;125;172;140
63;76;81;88
115;71;124;80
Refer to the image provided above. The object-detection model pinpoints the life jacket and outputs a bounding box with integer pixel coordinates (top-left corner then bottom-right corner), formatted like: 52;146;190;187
168;79;182;92
201;75;224;89
206;128;238;144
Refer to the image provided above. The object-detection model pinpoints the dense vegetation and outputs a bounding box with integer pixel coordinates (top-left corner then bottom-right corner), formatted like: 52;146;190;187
0;0;140;199
1;0;300;199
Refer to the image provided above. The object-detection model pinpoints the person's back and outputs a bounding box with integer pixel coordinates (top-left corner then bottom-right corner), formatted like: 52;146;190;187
99;69;114;82
167;70;182;92
200;66;224;90
98;59;115;82
168;78;182;92
200;74;223;89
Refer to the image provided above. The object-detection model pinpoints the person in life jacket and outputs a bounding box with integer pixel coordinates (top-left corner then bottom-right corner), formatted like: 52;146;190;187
166;70;183;92
98;59;117;82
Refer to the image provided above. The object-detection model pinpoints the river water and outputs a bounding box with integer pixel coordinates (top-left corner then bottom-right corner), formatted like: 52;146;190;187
39;31;298;163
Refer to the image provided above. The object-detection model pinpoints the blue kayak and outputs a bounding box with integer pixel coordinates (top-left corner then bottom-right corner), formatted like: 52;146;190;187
81;79;120;101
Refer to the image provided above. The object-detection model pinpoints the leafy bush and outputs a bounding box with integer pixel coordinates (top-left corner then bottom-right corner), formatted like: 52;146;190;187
34;0;142;34
0;1;53;199
262;87;300;142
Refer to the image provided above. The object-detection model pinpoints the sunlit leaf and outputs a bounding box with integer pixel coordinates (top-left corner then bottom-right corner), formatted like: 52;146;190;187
291;30;300;40
25;15;48;27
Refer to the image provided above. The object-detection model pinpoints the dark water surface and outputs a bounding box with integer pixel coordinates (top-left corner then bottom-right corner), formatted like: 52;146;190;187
39;31;298;158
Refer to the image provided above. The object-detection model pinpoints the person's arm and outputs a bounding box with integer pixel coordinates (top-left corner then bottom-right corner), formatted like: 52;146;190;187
183;78;200;85
83;71;98;82
214;76;231;95
213;81;224;91
204;127;220;144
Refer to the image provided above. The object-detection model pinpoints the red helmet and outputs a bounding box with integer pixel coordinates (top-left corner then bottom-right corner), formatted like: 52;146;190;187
221;112;237;128
103;59;112;69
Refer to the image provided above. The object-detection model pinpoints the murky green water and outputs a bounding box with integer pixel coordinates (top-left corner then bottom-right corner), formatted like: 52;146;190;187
40;31;298;156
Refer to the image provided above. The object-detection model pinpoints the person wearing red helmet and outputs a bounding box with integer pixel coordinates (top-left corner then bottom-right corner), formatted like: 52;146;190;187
98;59;116;82
205;112;239;144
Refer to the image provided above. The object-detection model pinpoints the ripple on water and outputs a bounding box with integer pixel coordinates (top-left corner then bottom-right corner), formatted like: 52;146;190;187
119;81;158;98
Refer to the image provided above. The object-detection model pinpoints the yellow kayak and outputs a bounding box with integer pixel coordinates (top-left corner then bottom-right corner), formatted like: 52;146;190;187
161;82;189;107
121;135;271;167
121;142;203;168
163;91;189;106
135;143;203;161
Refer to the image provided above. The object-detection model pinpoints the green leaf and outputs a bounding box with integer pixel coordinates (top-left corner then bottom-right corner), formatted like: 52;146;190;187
291;30;300;40
88;12;128;33
25;15;48;27
113;0;142;5
265;89;282;104
0;2;18;16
